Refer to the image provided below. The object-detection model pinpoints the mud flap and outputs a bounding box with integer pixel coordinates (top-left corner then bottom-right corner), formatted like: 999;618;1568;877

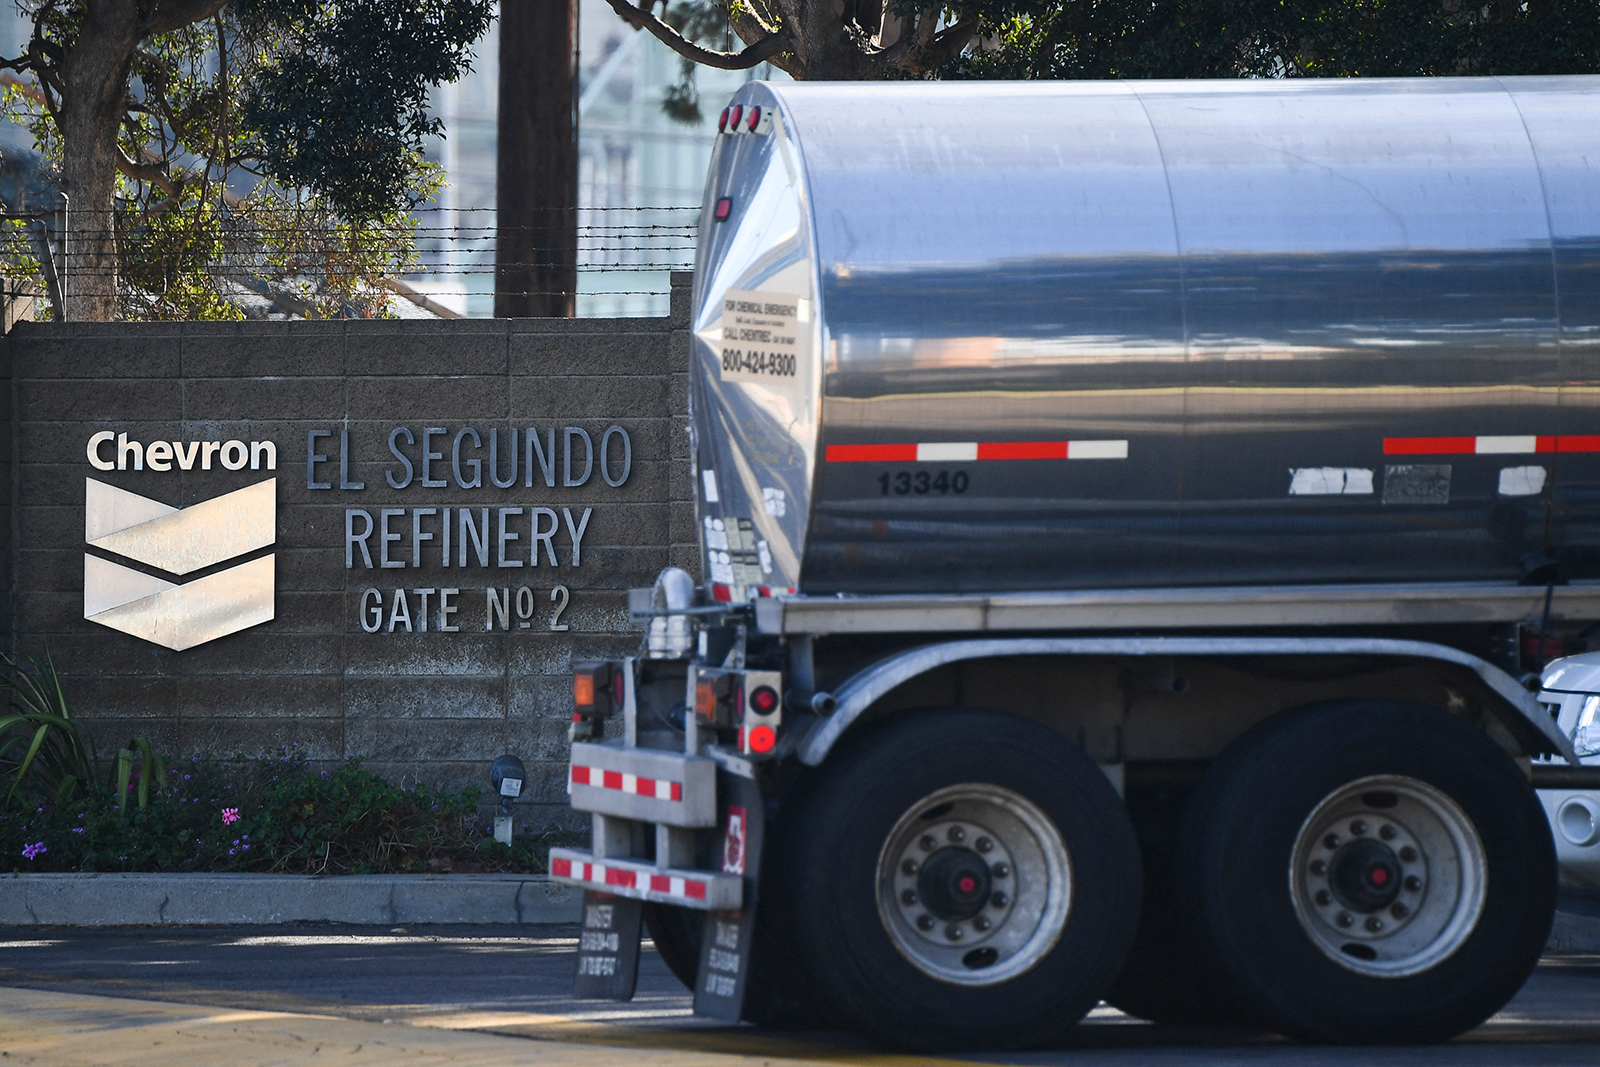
693;768;764;1021
572;892;643;1000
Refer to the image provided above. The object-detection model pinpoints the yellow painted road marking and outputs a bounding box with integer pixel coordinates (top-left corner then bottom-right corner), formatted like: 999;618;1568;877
0;985;994;1067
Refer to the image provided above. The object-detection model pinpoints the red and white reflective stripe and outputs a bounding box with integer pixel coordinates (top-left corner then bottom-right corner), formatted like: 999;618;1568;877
825;440;1128;463
549;857;708;901
1384;435;1600;455
709;583;794;602
569;765;682;802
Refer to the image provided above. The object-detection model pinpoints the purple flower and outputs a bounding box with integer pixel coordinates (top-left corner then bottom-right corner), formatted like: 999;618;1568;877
71;828;84;835
21;842;46;860
221;807;240;825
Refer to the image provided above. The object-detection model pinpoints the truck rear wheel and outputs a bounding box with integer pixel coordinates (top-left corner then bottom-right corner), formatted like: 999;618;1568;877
1179;700;1556;1043
787;708;1141;1050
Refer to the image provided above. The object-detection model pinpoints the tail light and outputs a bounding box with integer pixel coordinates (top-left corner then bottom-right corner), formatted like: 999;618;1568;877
740;671;783;757
571;660;619;740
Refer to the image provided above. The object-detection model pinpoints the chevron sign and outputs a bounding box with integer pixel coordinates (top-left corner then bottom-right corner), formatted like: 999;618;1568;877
83;478;277;650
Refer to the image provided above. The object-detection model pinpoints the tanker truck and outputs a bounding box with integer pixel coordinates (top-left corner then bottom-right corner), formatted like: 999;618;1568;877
548;76;1600;1051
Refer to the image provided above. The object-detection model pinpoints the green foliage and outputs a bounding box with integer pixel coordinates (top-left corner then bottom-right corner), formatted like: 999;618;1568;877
1;0;489;317
946;1;1600;80
0;747;584;874
238;0;493;220
0;648;95;808
649;1;1600;120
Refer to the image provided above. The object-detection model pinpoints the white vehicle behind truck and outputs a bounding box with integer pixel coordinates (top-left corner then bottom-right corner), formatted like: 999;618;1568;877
549;77;1600;1050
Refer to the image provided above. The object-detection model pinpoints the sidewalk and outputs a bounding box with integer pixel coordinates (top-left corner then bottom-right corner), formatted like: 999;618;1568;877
0;872;582;926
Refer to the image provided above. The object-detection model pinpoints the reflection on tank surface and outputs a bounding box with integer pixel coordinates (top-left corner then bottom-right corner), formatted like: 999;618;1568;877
691;78;1600;596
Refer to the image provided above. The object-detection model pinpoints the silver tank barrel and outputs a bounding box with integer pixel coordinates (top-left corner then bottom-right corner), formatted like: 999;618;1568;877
689;77;1600;597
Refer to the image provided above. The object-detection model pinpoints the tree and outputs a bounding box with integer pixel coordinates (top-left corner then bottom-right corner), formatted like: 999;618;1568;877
952;0;1600;80
604;0;990;85
607;1;1600;122
1;0;493;321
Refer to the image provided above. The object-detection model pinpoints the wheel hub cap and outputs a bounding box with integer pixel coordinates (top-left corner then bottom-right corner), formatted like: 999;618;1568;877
1329;838;1402;912
918;847;993;921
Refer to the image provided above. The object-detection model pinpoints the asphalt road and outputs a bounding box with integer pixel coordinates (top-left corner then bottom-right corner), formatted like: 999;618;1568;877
0;925;1596;1066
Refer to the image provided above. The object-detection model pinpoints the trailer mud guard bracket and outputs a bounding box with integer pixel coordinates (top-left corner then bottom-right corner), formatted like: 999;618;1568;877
796;636;1579;767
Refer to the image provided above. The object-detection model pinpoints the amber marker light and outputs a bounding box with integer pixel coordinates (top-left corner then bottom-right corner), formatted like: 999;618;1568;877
573;673;595;708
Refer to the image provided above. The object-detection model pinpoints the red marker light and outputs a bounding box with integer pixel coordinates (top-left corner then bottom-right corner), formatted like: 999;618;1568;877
748;725;777;753
728;105;743;130
750;685;779;714
718;107;729;132
714;197;732;221
747;106;762;132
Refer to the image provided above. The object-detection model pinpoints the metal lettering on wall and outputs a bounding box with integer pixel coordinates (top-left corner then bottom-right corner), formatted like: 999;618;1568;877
81;422;642;648
314;424;636;634
82;439;279;650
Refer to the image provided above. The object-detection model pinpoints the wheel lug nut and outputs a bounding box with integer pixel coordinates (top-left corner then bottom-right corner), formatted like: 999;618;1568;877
1324;833;1340;849
1315;889;1332;906
1390;902;1409;919
990;891;1009;908
1336;912;1354;928
948;826;966;844
920;835;936;851
973;915;992;932
901;889;917;906
1350;820;1367;836
1365;916;1384;933
1404;875;1422;892
1379;824;1396;841
945;925;963;941
916;914;934;931
901;858;919;875
1310;859;1327;876
1399;846;1418;863
975;836;993;853
990;863;1010;879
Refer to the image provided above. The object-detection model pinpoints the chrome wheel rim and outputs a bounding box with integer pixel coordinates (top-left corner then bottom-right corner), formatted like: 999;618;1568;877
1289;774;1486;978
876;784;1071;986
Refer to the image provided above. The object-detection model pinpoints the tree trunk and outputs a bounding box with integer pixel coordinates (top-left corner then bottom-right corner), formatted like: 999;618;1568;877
60;1;142;321
495;0;578;318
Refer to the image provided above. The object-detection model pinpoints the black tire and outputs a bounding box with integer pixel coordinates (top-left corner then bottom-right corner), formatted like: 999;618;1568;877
1179;700;1556;1043
1105;772;1253;1027
787;708;1142;1051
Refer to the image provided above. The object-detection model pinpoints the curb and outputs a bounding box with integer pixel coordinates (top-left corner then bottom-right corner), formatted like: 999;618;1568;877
0;873;583;927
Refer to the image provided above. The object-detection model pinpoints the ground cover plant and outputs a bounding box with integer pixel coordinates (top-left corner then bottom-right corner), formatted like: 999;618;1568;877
0;649;582;874
0;747;582;875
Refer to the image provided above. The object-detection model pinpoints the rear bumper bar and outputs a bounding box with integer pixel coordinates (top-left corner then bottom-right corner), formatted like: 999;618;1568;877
549;848;742;911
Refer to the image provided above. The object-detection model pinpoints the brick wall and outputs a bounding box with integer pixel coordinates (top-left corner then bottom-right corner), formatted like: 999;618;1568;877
3;273;692;825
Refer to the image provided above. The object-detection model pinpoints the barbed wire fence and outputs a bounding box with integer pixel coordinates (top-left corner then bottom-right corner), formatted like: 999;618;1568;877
0;203;702;320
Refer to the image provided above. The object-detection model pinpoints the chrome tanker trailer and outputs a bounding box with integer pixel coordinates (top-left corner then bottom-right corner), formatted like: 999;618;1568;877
549;77;1600;1050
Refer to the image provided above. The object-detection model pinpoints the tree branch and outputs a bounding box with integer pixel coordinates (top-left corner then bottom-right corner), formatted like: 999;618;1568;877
918;16;980;70
602;0;789;70
116;147;179;196
141;0;227;37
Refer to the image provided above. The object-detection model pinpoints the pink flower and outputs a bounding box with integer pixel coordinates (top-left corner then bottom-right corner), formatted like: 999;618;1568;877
221;808;240;825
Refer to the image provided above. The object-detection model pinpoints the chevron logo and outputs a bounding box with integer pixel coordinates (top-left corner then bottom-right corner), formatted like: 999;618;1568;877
83;478;276;650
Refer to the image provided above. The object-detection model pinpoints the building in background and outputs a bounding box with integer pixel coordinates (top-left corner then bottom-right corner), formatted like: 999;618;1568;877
416;0;782;318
